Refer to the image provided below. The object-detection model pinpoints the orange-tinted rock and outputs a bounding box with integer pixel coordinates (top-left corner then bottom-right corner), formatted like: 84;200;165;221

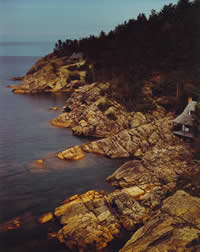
49;106;59;111
54;189;148;251
0;213;37;232
39;212;53;224
57;145;85;161
10;76;24;81
0;217;21;232
36;159;44;165
13;89;30;94
48;232;57;240
50;118;72;128
120;191;200;252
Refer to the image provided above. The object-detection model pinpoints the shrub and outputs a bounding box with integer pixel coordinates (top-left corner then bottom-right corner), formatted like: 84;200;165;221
67;65;79;71
97;101;112;112
72;81;85;89
67;73;81;83
64;106;71;112
79;64;89;71
85;68;95;84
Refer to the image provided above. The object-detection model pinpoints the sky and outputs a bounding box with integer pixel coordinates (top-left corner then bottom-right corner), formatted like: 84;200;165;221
0;0;179;43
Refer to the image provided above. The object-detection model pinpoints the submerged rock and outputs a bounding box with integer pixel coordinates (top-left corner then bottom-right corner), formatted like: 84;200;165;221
0;213;37;232
9;76;24;81
36;159;44;165
48;106;59;111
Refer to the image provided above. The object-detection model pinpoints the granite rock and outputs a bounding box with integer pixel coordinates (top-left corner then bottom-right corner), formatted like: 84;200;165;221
120;191;200;252
53;190;150;251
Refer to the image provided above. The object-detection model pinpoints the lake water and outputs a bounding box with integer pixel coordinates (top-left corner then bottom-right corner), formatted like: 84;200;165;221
0;44;126;251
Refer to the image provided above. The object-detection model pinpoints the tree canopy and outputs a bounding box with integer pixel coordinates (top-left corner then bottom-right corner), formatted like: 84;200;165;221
53;0;200;111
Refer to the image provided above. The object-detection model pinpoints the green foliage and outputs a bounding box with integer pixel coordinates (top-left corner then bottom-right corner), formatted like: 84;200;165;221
85;68;95;84
67;65;79;71
53;0;200;111
135;97;156;112
78;64;89;71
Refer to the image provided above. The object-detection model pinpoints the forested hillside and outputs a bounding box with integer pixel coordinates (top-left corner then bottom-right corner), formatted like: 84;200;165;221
53;0;200;111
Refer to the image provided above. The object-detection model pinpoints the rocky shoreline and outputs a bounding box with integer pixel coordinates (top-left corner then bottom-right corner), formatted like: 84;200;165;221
3;54;200;251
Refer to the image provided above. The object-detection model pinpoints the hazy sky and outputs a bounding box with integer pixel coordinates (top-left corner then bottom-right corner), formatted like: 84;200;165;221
0;0;179;42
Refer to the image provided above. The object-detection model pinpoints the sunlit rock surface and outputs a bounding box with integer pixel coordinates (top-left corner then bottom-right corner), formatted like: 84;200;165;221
120;191;200;252
10;53;87;93
106;144;193;189
81;116;179;158
58;115;181;162
57;145;85;161
38;212;53;224
54;190;149;251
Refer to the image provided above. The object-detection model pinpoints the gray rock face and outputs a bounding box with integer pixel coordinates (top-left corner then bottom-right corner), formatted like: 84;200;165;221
82;116;180;158
50;78;167;138
106;144;193;188
51;82;134;137
120;190;200;252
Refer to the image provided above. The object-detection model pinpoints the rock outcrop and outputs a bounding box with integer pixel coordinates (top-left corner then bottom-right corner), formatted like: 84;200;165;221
120;190;200;252
57;145;85;161
52;189;151;251
10;53;88;93
9;76;24;81
38;167;200;252
106;144;194;189
8;51;200;252
51;81;167;138
57;115;180;161
50;118;200;251
81;116;178;158
51;82;132;137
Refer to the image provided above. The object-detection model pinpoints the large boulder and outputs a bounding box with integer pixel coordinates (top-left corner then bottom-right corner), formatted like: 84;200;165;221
120;190;200;252
106;144;193;188
54;190;149;251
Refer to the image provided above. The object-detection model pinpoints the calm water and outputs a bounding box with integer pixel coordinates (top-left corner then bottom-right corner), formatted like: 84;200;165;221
0;49;126;251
